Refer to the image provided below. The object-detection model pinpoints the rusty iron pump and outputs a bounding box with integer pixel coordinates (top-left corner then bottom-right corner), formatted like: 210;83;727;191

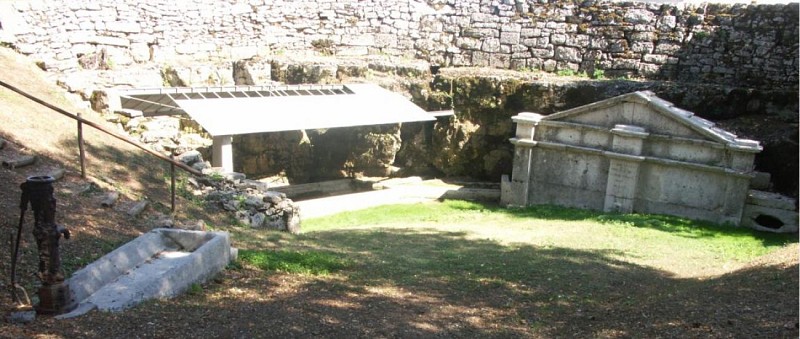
11;176;76;315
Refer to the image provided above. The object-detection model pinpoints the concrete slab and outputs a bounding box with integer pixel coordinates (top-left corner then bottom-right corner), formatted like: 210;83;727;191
57;229;236;319
295;179;500;219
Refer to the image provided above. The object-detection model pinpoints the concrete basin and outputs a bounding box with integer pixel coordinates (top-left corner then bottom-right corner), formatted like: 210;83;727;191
57;228;237;319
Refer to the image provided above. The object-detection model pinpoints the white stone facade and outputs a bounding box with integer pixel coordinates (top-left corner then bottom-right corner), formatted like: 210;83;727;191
501;91;768;227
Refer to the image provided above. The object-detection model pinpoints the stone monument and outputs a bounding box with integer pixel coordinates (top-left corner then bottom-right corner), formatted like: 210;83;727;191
500;91;797;230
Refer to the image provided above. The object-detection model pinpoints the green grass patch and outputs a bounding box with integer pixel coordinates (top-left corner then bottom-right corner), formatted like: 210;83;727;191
186;283;204;295
302;200;796;267
303;200;496;231
238;249;350;275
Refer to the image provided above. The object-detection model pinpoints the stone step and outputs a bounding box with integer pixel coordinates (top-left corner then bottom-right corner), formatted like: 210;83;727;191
741;204;799;233
441;187;501;201
746;190;797;211
295;179;500;220
270;178;360;199
742;189;798;233
2;154;37;169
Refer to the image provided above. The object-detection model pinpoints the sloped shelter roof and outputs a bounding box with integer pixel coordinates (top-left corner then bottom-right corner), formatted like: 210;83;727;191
539;90;761;152
112;83;440;136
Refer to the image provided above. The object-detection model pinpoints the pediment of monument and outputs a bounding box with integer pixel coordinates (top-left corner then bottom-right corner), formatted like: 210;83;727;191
540;91;760;151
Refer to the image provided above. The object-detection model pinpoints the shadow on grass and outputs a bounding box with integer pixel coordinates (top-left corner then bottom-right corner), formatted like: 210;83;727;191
30;226;798;338
446;200;797;246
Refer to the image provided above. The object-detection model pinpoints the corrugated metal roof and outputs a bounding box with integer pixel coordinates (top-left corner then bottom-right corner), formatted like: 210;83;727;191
115;83;439;136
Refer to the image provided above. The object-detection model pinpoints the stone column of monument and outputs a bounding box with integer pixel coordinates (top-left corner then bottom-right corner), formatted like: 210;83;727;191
603;124;649;213
501;112;543;206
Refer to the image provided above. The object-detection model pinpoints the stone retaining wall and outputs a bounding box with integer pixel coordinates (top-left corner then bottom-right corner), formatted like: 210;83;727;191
1;0;797;89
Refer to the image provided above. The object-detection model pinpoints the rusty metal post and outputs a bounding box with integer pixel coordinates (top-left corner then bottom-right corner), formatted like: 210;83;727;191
10;196;27;305
77;113;86;179
19;176;76;315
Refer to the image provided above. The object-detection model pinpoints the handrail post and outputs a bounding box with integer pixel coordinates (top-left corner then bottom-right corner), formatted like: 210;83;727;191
170;155;176;213
77;112;86;179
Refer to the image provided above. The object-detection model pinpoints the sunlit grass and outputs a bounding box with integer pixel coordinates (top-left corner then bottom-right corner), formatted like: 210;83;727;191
238;249;350;275
299;200;796;275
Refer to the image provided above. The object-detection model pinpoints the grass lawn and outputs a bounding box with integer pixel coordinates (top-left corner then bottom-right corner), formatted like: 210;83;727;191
223;200;798;338
239;200;793;278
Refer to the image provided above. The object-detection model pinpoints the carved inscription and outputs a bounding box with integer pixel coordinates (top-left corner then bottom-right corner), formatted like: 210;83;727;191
604;159;641;213
609;161;638;195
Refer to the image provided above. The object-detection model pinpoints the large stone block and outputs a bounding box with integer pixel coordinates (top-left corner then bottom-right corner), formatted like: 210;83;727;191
129;43;150;63
105;21;141;33
746;190;796;210
741;203;798;233
89;36;130;47
499;31;520;45
554;46;581;63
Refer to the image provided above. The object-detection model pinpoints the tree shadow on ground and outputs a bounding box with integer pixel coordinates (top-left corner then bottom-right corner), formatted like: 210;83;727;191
58;136;172;198
20;227;799;338
55;135;229;223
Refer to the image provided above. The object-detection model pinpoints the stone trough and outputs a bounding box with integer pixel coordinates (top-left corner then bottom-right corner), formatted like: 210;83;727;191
57;228;237;319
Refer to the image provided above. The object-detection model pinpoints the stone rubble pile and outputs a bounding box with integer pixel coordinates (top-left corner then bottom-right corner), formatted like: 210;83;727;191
177;153;301;234
97;112;302;233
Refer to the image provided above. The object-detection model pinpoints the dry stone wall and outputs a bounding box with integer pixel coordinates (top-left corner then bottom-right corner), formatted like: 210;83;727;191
1;0;797;89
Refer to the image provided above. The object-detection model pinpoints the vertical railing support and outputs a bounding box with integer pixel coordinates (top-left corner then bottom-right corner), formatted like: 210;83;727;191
170;155;176;213
77;112;86;179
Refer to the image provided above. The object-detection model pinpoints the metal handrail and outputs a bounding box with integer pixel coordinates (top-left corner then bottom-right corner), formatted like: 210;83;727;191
0;79;203;211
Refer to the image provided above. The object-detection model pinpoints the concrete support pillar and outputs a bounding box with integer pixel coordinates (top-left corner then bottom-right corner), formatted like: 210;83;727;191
603;125;648;213
212;135;234;172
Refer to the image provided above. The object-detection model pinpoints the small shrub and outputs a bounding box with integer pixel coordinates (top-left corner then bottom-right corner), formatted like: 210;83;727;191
227;260;243;270
517;66;540;73
693;31;710;40
556;69;576;76
592;69;605;79
105;56;115;70
187;283;203;295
